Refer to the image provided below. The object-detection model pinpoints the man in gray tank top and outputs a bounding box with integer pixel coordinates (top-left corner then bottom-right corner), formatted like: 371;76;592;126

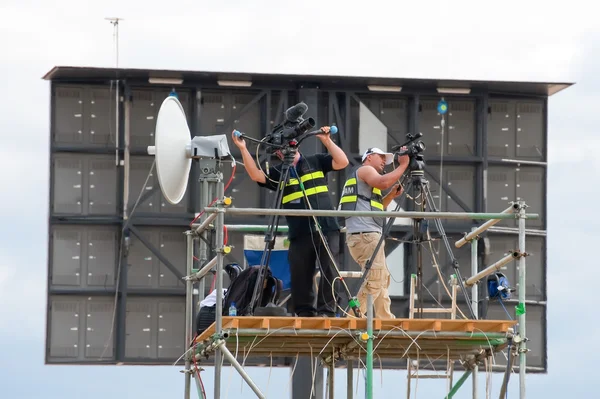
339;147;409;318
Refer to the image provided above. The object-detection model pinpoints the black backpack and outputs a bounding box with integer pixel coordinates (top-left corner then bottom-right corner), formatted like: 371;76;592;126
222;265;283;316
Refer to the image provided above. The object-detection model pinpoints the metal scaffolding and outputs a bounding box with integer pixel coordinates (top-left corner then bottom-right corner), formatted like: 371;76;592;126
183;175;535;399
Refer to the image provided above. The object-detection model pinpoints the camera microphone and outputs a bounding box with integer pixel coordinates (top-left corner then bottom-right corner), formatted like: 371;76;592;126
284;102;309;122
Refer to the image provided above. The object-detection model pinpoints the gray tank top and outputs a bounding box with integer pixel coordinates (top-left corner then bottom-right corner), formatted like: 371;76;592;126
344;172;383;234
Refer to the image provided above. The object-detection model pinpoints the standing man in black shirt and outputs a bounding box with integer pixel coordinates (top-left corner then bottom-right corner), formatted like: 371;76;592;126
231;127;349;317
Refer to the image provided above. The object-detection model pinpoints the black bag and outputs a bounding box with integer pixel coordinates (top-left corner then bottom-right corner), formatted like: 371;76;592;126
195;305;217;335
222;265;283;316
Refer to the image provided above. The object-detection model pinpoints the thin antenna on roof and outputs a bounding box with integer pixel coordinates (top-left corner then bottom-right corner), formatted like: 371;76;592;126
105;17;123;68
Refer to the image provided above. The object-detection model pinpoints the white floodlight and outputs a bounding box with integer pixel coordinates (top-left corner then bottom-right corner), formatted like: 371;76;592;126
367;85;402;92
436;87;471;94
147;95;231;204
149;77;184;85
217;80;253;87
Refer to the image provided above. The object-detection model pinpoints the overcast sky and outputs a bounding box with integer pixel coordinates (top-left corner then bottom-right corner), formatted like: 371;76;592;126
1;1;598;398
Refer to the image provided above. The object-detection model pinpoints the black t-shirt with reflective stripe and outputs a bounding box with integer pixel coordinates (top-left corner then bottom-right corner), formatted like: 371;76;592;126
257;153;340;240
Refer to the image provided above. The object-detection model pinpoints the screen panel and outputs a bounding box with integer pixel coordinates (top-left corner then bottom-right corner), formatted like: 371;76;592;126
51;226;83;286
52;154;84;214
425;165;476;213
88;155;118;215
127;227;187;290
486;165;517;227
447;99;476;156
50;225;118;289
52;153;118;216
124;297;186;362
87;227;118;287
231;92;262;139
52;84;117;147
47;296;116;362
487;100;516;158
88;88;114;146
85;299;115;358
419;97;476;158
199;91;230;136
516;101;545;161
53;85;85;144
487;99;545;161
125;298;155;359
158;230;187;289
48;298;81;359
419;99;442;157
128;156;158;213
157;300;186;359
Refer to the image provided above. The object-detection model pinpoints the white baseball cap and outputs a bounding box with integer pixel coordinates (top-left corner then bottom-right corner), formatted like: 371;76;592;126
362;147;394;165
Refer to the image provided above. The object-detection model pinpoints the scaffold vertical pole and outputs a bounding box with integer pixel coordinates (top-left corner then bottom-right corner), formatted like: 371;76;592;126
366;294;374;399
184;232;194;399
198;179;210;299
517;201;527;399
471;227;479;399
347;360;353;399
214;179;225;399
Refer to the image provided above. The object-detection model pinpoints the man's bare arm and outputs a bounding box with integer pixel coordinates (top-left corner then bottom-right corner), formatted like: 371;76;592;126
317;126;349;170
231;130;266;183
357;164;407;191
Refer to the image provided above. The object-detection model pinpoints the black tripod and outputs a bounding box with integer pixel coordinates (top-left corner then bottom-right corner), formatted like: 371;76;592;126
348;153;476;320
246;142;300;315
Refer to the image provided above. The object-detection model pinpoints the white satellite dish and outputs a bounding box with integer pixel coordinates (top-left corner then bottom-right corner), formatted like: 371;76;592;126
147;94;232;205
147;95;192;205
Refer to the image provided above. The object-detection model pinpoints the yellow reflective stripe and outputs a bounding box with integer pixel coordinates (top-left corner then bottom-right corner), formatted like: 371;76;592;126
340;195;357;204
345;177;357;185
285;171;325;187
301;171;324;182
371;200;384;210
373;188;381;195
282;185;329;203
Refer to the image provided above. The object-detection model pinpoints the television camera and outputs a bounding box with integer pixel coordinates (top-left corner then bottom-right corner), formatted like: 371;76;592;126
392;132;427;171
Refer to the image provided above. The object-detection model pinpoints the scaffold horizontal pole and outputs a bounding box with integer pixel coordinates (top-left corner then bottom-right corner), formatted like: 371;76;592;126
455;204;517;248
202;207;539;220
199;329;508;341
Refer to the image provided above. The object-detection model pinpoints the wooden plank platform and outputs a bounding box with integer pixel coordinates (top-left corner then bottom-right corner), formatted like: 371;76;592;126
194;317;517;361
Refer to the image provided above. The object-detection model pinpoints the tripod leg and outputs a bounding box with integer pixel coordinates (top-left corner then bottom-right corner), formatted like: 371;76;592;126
421;181;476;319
414;180;426;318
247;163;292;315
